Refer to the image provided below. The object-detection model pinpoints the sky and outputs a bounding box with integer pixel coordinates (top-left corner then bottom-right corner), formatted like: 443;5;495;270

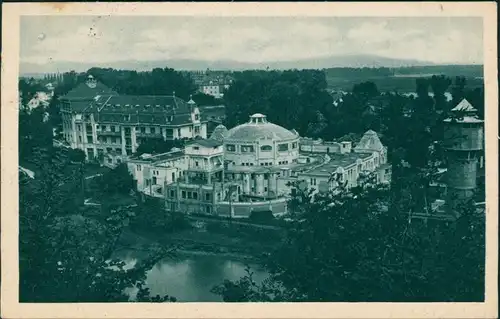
20;16;483;66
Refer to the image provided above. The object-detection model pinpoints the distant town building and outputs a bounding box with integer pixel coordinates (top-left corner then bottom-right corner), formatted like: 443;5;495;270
201;82;224;99
26;91;52;111
184;70;234;99
60;75;208;161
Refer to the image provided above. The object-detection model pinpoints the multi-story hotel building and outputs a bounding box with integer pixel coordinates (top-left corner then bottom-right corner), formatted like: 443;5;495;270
60;76;208;161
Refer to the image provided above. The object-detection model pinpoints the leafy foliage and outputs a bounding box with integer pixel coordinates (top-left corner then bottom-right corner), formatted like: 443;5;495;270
18;89;54;160
135;138;186;156
213;180;484;302
87;67;197;99
130;197;192;233
19;148;177;302
223;70;333;137
97;163;135;196
192;92;218;106
213;74;485;303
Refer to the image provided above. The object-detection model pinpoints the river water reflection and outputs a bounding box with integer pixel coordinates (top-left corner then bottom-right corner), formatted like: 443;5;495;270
117;250;269;302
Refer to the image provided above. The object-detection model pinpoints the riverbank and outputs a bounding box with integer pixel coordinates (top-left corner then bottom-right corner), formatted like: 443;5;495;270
116;226;275;264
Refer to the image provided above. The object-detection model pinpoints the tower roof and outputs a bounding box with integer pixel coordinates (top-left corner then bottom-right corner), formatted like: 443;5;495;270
444;98;483;124
209;124;228;142
187;94;196;105
451;99;477;113
354;130;384;152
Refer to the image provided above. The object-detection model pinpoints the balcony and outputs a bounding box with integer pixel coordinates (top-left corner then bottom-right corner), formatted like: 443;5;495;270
136;131;163;138
187;164;224;173
97;130;121;136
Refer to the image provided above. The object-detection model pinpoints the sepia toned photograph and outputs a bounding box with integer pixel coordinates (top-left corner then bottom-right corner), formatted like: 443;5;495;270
1;2;498;319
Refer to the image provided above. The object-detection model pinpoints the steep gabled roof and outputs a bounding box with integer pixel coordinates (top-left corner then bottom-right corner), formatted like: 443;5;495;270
209;124;228;142
354;130;384;152
451;99;477;112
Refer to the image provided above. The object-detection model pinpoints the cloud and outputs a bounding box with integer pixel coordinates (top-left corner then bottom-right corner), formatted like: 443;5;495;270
133;20;341;62
20;16;483;66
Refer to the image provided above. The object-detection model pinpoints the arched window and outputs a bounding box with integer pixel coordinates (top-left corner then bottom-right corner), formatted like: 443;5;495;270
260;145;272;152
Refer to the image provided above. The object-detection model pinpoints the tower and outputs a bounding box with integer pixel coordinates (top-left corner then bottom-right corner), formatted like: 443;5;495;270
443;99;484;218
187;94;196;111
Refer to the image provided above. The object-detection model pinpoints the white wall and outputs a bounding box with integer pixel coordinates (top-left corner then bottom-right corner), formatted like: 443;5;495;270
224;138;300;167
185;144;223;156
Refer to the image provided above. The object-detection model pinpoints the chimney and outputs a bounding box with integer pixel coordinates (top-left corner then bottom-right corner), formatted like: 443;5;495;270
340;141;352;154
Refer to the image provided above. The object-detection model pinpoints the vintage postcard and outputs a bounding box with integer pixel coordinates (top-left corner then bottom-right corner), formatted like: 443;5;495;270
1;2;498;318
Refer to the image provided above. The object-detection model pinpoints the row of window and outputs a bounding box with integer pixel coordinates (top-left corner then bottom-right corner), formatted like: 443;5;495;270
79;124;187;137
179;190;211;201
107;157;122;165
136;126;160;134
87;148;121;157
241;162;255;166
106;147;122;153
225;142;298;153
97;136;121;144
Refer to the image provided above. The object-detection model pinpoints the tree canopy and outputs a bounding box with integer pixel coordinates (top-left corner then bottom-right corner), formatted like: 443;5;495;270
134;138;185;156
213;71;485;303
19;148;176;302
87;67;197;99
213;178;484;302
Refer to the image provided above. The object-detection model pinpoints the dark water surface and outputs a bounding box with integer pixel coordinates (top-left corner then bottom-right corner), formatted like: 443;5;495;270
117;250;269;302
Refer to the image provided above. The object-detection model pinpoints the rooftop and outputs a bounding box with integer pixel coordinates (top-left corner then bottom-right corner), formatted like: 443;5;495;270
225;114;299;141
94;95;190;113
444;99;483;124
129;150;185;163
188;138;222;148
303;152;372;177
451;98;477;113
61;81;118;101
443;116;484;124
209;124;228;143
354;130;384;152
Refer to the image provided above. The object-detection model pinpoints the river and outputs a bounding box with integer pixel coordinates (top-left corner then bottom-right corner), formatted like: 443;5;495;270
116;249;270;302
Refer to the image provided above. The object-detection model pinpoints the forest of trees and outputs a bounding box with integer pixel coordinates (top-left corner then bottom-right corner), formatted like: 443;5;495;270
18;66;486;303
223;70;484;143
85;67;197;99
323;65;483;79
19;147;177;302
216;69;485;302
212;176;484;302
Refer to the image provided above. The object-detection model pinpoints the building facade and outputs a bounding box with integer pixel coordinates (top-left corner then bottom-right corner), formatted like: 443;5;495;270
298;130;390;197
127;113;391;219
60;76;208;161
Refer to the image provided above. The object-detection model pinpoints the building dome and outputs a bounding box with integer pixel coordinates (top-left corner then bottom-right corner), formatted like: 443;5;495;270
225;114;298;142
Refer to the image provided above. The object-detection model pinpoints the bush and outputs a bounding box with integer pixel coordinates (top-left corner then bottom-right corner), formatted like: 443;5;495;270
130;199;192;233
249;210;275;224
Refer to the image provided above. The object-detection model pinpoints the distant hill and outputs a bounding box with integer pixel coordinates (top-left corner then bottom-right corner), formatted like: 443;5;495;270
20;54;441;75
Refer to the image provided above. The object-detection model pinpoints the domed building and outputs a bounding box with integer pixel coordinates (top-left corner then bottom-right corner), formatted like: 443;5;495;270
224;113;300;167
223;113;300;197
